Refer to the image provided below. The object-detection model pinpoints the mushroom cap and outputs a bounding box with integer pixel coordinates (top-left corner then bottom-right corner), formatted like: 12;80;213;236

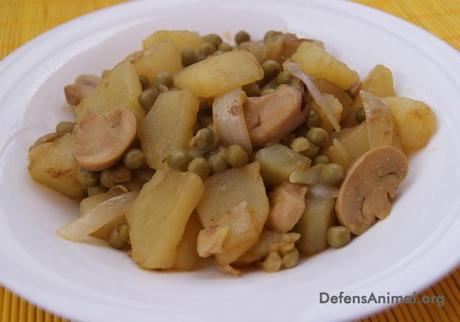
74;108;137;171
335;146;408;235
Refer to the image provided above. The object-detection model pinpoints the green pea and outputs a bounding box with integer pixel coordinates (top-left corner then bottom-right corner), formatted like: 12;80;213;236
181;48;198;66
307;127;329;146
167;150;189;171
198;42;216;56
235;30;250;44
302;142;320;159
327;226;351;248
218;42;233;52
138;88;159;111
123;149;145;169
276;71;292;85
155;71;173;87
139;75;150;90
55;121;75;136
243;83;260;97
213;50;223;56
100;165;132;188
355;108;366;123
203;34;222;48
87;185;107;197
307;112;322;128
187;157;210;179
195;128;214;150
187;147;206;160
77;168;99;186
196;53;207;62
108;223;130;250
226;144;249;168
313;154;330;165
260;88;276;96
282;248;299;269
290;137;310;153
320;163;344;185
208;153;229;173
262;60;281;79
264;30;281;41
262;252;282;273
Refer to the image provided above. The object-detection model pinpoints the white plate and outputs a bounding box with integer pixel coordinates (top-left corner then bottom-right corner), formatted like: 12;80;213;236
0;0;459;321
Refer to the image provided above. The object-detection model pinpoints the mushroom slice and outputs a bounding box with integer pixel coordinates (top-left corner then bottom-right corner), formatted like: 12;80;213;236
244;85;308;147
336;146;408;235
74;108;137;171
64;74;101;106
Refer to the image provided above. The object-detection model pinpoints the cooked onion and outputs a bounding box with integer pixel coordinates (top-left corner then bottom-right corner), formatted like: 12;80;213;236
360;90;393;148
212;88;253;153
57;191;138;242
309;184;339;199
284;61;341;131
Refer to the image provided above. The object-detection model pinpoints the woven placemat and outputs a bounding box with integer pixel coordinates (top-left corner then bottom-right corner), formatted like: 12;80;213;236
0;0;459;321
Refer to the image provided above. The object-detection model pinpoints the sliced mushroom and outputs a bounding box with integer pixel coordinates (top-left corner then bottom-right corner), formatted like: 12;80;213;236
244;85;308;147
74;108;137;171
335;146;409;235
64;74;101;106
267;181;307;233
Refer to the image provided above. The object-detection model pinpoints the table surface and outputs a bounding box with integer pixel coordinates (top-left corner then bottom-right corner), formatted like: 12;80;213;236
0;0;459;321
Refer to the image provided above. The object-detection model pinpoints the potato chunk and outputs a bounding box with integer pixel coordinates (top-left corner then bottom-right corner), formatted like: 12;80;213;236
127;169;205;269
174;214;202;271
143;30;203;51
385;97;437;150
291;42;359;89
174;50;264;97
255;144;311;186
28;133;85;199
267;182;307;233
197;162;269;264
139;89;199;169
362;65;396;97
295;195;335;254
132;40;182;84
75;61;144;124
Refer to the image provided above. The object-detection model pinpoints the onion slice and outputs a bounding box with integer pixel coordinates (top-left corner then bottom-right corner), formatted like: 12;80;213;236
57;191;138;242
212;88;253;153
309;184;339;199
360;90;393;148
284;61;341;131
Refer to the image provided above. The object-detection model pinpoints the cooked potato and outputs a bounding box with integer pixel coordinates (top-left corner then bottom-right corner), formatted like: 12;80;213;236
328;122;370;167
174;50;264;97
127;169;205;269
213;202;259;266
174;214;202;270
296;194;335;254
132;40;182;84
28;133;86;199
362;65;396;97
143;30;203;51
197;162;269;264
255;144;311;186
291;42;359;89
385;97;436;150
313;78;353;120
75;61;144;124
350;64;397;116
139;89;199;169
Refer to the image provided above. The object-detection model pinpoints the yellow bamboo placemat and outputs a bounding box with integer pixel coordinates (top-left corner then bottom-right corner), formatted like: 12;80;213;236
0;0;459;321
